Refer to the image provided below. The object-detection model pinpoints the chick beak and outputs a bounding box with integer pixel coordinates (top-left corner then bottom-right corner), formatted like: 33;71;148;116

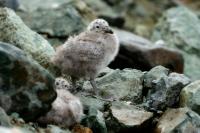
105;28;113;34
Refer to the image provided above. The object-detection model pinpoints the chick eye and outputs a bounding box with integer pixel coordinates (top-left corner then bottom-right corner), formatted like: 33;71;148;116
96;26;99;28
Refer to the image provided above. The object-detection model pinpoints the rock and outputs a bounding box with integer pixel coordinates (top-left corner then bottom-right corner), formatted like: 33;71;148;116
154;108;200;133
106;102;153;133
143;66;191;111
17;0;95;46
0;107;12;127
0;8;55;68
0;42;56;121
152;6;200;80
78;95;105;111
83;0;124;28
45;125;72;133
109;29;184;73
0;127;24;133
0;0;19;10
81;107;107;133
180;80;200;115
83;68;144;103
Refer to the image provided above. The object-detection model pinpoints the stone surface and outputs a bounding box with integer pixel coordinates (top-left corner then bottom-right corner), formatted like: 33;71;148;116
152;6;200;80
17;0;95;47
0;8;55;68
0;0;19;10
143;66;191;111
81;107;107;133
180;80;200;115
109;29;184;73
0;42;56;121
106;102;153;133
0;107;12;127
83;68;144;103
154;108;200;133
83;0;124;28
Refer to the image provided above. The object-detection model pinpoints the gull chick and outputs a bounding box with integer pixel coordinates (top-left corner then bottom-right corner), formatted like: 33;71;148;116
37;78;83;127
52;19;119;94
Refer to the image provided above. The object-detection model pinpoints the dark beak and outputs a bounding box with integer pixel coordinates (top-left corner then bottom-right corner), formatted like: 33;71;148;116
105;28;113;34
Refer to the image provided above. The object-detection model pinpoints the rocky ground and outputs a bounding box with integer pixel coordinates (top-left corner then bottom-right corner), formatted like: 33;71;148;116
0;0;200;133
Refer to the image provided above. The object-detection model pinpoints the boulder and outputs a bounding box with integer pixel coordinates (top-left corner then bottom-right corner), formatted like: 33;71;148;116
154;108;200;133
0;0;19;10
109;29;184;73
143;66;190;111
17;0;95;46
152;6;200;80
81;107;107;133
180;80;200;115
0;42;56;121
83;68;144;103
0;8;55;68
106;102;153;133
0;107;12;127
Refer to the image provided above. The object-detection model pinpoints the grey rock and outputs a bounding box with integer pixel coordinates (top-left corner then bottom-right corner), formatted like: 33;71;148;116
0;107;12;127
109;29;184;73
144;66;191;111
81;107;107;133
17;0;95;45
106;101;153;133
0;42;56;121
154;108;200;133
45;125;71;133
0;8;55;68
0;0;19;10
152;6;200;80
78;95;105;111
180;80;200;115
143;65;169;88
83;68;144;103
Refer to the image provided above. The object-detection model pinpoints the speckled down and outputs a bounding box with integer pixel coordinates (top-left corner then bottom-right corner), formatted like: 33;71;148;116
0;42;56;121
0;8;55;67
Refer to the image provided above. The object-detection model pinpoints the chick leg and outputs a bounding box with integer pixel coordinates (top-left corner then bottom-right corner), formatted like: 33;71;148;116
90;79;98;95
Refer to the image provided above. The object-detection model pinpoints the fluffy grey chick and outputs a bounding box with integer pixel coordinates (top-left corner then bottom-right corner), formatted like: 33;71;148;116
52;19;119;94
37;77;83;127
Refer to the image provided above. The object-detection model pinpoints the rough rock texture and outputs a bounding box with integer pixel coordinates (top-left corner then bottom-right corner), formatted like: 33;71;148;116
152;6;200;80
81;107;107;133
0;107;11;127
143;66;191;111
83;68;144;103
180;80;200;115
17;0;95;46
83;0;124;28
0;7;55;68
0;0;19;10
154;108;200;133
109;29;184;73
106;102;153;133
0;42;56;121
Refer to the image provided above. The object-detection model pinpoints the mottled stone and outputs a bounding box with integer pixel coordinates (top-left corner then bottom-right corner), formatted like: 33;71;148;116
0;8;55;68
83;68;144;103
144;66;190;111
106;102;153;133
180;80;200;115
0;107;11;127
109;29;184;73
17;0;95;46
152;6;200;80
154;108;200;133
0;42;56;121
81;107;107;133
